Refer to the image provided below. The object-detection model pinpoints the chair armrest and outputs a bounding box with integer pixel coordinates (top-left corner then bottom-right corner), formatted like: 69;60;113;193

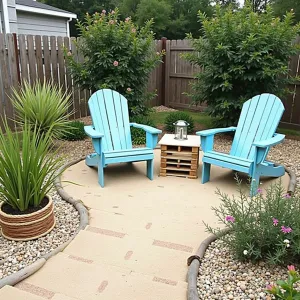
84;125;104;138
253;133;285;148
196;127;237;137
130;123;162;134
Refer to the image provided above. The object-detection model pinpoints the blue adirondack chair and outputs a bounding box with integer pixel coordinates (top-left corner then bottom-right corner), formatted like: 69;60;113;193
197;94;285;195
84;89;162;187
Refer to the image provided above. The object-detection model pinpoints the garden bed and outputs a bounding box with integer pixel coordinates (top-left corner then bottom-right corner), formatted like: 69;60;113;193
197;239;296;300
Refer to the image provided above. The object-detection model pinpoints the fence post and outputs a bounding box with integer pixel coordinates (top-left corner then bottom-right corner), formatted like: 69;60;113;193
161;37;167;106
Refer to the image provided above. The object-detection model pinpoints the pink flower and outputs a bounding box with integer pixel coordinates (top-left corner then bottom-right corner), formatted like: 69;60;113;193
125;17;131;22
272;218;279;226
281;226;292;234
225;215;235;223
111;10;115;14
266;284;277;294
131;28;136;33
127;87;131;92
109;20;115;25
257;188;263;194
288;265;295;271
284;193;291;199
102;10;106;14
113;61;119;67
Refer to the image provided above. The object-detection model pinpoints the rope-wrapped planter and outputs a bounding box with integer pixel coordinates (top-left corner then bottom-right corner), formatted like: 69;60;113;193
0;195;55;241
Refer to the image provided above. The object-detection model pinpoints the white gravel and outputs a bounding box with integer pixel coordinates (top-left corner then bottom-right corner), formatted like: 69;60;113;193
0;191;80;279
197;239;295;300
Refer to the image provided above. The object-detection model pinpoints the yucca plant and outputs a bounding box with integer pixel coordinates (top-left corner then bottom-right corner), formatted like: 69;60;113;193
11;81;73;140
0;119;64;212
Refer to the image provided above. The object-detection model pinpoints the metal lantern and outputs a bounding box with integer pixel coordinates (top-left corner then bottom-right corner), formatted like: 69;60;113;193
173;120;189;140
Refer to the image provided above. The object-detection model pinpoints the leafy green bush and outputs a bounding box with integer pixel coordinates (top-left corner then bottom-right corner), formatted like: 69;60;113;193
61;121;86;141
66;9;164;117
164;111;194;133
206;179;300;265
11;81;72;140
184;5;300;127
266;266;300;299
0;120;64;212
130;116;156;145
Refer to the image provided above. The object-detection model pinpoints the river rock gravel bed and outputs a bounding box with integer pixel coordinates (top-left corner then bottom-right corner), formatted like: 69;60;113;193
0;192;80;279
197;239;298;300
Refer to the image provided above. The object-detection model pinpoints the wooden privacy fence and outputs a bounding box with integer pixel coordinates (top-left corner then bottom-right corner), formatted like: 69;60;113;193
0;34;300;130
162;39;300;130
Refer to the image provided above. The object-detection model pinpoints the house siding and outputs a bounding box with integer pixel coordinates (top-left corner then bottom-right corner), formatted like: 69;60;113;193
7;0;18;33
16;11;68;36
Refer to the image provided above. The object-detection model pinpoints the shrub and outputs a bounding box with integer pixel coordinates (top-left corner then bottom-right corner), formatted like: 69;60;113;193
184;5;300;127
130;116;156;145
164;111;194;134
266;265;300;299
12;81;72;140
0;120;64;212
205;178;300;265
66;9;164;117
61;121;86;141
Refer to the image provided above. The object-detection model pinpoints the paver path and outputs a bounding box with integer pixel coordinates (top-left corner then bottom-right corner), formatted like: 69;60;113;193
0;150;289;300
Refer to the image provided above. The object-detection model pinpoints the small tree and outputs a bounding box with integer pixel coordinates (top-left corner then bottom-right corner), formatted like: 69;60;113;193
66;9;163;117
185;4;300;127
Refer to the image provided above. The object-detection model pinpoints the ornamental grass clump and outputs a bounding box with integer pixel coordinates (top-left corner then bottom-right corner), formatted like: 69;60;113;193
11;81;72;140
206;178;300;265
0;120;64;212
65;9;164;117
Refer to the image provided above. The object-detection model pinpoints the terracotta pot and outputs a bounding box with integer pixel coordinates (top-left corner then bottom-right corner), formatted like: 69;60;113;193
0;195;55;241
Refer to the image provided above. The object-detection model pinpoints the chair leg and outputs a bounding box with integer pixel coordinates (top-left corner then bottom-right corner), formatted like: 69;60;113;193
147;159;154;180
98;158;105;187
202;162;211;184
250;172;260;197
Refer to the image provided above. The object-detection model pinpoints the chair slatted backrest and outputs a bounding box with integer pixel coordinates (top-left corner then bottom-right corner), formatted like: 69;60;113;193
230;94;284;160
88;89;132;152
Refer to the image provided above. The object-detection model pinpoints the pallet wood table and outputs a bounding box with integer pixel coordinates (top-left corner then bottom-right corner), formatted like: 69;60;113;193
158;134;200;179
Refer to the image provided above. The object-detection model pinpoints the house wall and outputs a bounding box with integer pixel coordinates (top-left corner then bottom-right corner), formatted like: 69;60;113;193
7;0;17;33
16;11;68;36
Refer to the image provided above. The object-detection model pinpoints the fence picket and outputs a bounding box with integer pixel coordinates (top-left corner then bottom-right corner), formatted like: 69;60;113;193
35;35;44;84
27;35;37;84
18;34;28;83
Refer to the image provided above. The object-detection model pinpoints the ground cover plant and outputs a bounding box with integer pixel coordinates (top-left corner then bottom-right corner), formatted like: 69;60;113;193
206;178;300;265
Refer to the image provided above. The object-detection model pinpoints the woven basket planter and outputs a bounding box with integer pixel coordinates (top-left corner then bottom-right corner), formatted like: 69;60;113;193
0;195;55;241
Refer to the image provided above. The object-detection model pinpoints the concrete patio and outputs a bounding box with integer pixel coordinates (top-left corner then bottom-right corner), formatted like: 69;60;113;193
0;150;289;300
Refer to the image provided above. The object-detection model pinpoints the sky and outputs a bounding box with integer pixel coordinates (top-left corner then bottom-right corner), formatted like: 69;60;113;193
238;0;244;6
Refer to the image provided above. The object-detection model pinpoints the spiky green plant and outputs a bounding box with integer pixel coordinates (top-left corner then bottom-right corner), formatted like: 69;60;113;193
11;81;73;140
0;119;64;212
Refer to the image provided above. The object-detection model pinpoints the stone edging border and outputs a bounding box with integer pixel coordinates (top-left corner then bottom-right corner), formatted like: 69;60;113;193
0;156;88;289
186;164;297;300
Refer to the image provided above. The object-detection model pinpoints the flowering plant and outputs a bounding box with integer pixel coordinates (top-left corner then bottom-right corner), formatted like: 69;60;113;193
266;266;300;299
205;178;300;265
66;9;164;117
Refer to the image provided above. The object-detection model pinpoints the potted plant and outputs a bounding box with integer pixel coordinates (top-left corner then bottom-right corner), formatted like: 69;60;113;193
0;120;64;241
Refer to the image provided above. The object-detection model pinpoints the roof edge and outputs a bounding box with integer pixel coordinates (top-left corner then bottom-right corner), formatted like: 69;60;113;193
16;4;77;19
